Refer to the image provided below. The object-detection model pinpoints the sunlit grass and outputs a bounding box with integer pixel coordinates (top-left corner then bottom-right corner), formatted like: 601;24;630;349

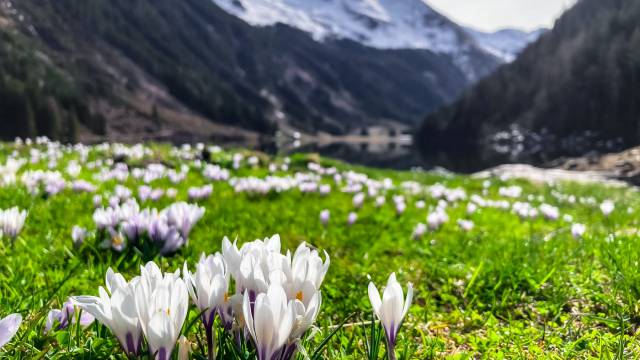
0;142;639;358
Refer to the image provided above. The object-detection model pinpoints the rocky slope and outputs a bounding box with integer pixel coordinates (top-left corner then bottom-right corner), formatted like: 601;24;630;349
0;0;504;142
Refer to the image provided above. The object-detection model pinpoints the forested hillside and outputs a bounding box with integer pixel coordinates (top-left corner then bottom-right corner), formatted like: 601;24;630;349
0;30;104;142
419;0;640;150
0;0;496;141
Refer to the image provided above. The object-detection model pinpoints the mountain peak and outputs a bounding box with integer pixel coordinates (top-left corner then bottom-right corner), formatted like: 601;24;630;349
212;0;497;81
465;27;546;62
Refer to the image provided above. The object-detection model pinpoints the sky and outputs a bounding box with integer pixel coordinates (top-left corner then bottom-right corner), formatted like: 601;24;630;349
427;0;579;32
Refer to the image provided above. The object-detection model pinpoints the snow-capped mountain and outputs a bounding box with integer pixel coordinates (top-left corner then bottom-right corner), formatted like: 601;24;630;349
211;0;498;81
466;28;546;62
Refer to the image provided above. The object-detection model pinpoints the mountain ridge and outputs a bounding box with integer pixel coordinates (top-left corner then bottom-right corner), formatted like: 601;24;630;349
211;0;509;81
466;27;547;62
418;0;640;157
0;0;496;142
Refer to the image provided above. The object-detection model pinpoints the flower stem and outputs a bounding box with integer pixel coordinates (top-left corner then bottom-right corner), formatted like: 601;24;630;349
206;326;217;360
387;341;396;360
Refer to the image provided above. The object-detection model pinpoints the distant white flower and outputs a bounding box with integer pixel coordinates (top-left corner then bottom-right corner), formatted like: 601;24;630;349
163;202;205;242
353;193;365;209
93;195;103;208
600;200;615;217
457;219;474;232
427;210;448;231
166;188;178;199
188;185;213;201
513;202;538;220
319;184;331;196
465;203;477;216
71;226;88;248
571;223;586;239
66;161;82;177
347;212;358;226
248;156;259;167
0;207;27;240
499;186;522;198
319;210;330;226
412;223;427;240
539;204;559;221
415;200;425;209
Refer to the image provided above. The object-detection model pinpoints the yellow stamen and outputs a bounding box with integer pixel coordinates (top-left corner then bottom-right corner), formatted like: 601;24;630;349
112;235;123;246
296;291;304;301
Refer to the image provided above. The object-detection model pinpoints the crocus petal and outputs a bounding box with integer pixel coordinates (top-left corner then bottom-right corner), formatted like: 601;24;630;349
367;282;382;317
0;314;22;348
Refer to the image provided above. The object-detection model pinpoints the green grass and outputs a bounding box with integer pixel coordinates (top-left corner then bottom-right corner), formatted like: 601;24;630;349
1;142;640;359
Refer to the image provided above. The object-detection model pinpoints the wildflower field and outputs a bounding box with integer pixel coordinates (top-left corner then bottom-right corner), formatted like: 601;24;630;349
0;139;639;359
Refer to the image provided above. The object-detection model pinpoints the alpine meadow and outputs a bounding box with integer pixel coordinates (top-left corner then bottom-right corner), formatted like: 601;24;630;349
1;0;640;359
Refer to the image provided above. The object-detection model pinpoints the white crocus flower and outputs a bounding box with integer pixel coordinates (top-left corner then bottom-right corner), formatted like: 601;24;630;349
0;207;27;240
600;200;615;217
71;226;88;248
281;288;322;359
352;193;365;209
183;253;230;329
412;223;427;239
347;212;358;226
183;253;231;360
319;210;330;226
368;273;413;360
0;313;22;349
243;284;295;360
73;268;143;356
222;237;243;279
289;289;321;340
284;243;330;293
457;219;474;232
571;223;586;239
162;202;205;242
134;263;188;360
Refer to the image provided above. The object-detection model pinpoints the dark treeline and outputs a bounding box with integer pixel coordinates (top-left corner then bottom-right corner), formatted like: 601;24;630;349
419;0;640;149
0;31;105;142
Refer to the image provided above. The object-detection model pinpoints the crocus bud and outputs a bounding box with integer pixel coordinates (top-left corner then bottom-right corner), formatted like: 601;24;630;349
71;226;87;248
347;212;357;226
93;195;103;208
320;210;330;226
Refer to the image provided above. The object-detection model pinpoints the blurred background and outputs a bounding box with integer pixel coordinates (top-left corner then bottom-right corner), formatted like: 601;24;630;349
1;0;637;176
